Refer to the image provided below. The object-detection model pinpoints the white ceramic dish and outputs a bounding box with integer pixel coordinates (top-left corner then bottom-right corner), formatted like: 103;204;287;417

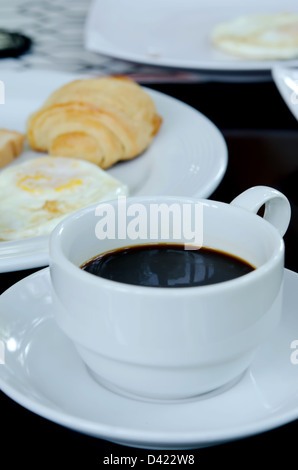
85;0;298;79
272;66;298;120
0;70;227;273
0;267;297;450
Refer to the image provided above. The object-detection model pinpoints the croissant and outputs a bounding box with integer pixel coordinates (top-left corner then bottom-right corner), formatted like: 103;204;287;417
27;76;162;169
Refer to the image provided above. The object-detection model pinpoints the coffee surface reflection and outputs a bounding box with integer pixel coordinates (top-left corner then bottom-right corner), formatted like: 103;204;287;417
81;244;255;287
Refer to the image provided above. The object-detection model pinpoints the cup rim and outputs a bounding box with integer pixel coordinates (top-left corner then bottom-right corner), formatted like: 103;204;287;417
49;196;285;297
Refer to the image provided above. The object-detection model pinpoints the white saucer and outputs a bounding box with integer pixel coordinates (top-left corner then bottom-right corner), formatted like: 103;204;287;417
0;268;297;450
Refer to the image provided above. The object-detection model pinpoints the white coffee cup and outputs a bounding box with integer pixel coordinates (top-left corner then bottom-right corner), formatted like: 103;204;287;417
49;186;291;401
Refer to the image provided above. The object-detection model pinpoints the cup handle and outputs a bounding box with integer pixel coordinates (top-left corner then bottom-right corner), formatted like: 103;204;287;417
230;186;291;237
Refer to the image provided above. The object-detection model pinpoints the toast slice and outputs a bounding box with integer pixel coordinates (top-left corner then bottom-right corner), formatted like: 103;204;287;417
0;128;25;168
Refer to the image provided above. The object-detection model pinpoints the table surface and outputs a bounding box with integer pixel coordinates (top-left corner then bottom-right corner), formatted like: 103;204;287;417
0;0;298;467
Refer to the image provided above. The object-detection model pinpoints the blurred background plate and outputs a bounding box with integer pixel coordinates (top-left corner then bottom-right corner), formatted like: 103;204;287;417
85;0;298;82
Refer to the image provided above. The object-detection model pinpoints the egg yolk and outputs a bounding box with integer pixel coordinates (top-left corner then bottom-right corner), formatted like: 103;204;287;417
17;173;82;194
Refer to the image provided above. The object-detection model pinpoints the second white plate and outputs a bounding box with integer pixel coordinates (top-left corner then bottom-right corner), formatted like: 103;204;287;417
85;0;298;78
0;70;227;272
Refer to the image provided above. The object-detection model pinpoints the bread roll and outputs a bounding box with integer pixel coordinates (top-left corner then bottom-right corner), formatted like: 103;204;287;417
27;76;162;169
0;129;25;168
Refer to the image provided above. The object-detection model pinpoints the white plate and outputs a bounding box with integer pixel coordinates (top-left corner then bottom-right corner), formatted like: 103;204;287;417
0;70;227;273
272;67;298;120
85;0;298;79
0;268;297;450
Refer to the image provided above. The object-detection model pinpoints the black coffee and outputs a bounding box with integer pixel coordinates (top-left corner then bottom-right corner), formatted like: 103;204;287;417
81;244;255;287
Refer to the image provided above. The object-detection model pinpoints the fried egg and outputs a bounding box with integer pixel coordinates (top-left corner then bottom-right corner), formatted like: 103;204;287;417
0;156;128;241
211;12;298;60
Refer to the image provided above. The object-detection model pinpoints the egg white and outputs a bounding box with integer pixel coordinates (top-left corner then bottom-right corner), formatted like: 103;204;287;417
211;12;298;60
0;156;128;241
